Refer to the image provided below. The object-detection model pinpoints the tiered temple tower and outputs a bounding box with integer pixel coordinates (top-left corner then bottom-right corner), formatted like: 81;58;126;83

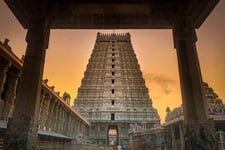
74;33;160;146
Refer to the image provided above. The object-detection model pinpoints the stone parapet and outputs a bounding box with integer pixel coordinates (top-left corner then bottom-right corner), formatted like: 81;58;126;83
96;32;131;42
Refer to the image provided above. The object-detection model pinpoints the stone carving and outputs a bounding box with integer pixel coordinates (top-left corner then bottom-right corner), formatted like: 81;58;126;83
3;38;12;51
165;106;183;122
4;114;34;150
2;68;20;119
184;124;217;150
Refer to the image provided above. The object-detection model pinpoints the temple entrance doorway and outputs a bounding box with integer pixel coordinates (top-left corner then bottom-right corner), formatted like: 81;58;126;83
108;125;118;146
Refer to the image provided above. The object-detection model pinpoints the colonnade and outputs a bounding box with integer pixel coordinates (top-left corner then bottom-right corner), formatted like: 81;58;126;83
169;123;185;150
0;41;90;149
0;63;20;121
38;81;89;142
0;42;21;121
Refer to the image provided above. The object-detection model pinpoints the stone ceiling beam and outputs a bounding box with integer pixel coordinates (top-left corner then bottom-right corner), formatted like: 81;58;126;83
4;0;220;29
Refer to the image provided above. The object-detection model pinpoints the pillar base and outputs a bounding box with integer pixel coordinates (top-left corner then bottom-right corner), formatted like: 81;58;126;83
4;117;37;150
184;123;217;150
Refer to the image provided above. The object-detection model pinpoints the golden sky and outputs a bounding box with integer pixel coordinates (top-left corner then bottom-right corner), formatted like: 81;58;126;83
0;1;225;123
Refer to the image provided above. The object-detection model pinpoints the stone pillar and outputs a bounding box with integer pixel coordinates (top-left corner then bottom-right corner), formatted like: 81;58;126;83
60;108;64;134
64;110;67;135
55;104;60;133
173;16;216;149
171;127;175;149
62;109;65;134
39;91;51;130
54;103;59;132
0;59;10;96
67;112;71;136
59;106;63;133
4;18;50;149
47;99;55;131
179;123;185;150
38;90;45;129
43;94;51;130
0;59;10;118
1;66;20;120
59;107;64;134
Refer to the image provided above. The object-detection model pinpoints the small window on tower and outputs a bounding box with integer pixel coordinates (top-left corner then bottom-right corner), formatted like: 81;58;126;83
112;100;115;105
112;53;115;56
111;113;115;120
112;72;115;76
112;79;115;84
112;41;115;43
112;65;115;68
112;58;115;62
112;48;115;51
112;89;114;94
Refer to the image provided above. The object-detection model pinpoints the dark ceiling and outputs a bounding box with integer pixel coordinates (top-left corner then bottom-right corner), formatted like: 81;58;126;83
4;0;220;29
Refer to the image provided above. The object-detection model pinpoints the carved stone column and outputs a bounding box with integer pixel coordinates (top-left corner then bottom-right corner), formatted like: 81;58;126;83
4;18;50;150
63;111;67;135
173;16;217;150
48;99;55;131
0;59;10;119
171;126;175;149
53;102;59;132
179;123;185;150
59;106;63;133
67;112;71;136
55;104;60;133
1;66;20;120
39;91;51;130
43;94;51;130
0;59;10;96
62;108;65;134
38;90;45;129
58;107;63;134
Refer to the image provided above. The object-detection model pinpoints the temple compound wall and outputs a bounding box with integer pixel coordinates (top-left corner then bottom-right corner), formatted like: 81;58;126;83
0;40;90;149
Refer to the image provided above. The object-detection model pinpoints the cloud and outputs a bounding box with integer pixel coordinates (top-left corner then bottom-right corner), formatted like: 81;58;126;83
144;73;176;95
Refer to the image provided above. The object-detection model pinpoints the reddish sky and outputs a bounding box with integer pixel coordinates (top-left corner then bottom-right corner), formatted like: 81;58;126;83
0;1;225;123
